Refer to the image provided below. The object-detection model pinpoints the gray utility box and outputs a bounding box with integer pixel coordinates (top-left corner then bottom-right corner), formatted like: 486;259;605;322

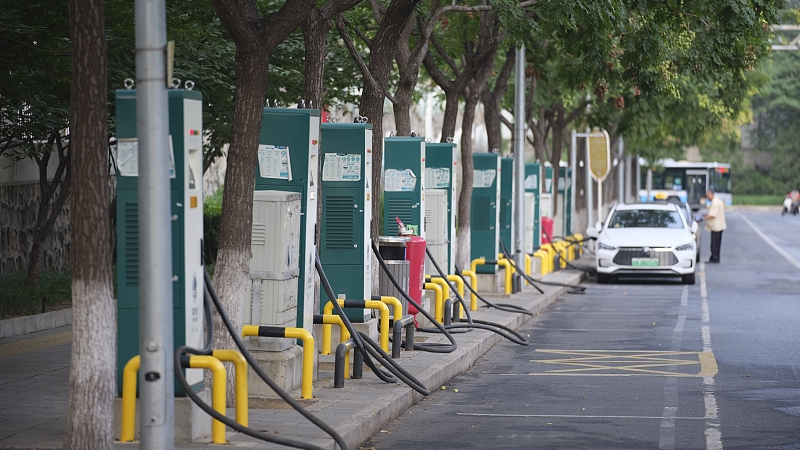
245;190;302;351
424;189;449;275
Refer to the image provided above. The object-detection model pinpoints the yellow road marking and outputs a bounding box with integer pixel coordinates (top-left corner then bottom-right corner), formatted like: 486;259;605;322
529;349;717;377
0;331;72;359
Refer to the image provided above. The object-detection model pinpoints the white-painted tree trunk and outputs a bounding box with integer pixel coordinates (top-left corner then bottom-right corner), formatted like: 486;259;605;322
64;281;116;449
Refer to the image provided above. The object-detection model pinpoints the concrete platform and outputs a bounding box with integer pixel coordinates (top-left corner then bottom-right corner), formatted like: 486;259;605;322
0;268;584;450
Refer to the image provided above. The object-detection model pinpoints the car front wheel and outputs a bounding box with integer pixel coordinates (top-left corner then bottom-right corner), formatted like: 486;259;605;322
682;273;696;285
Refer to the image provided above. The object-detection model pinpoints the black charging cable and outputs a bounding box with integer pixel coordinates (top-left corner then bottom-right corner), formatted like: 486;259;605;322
315;254;432;395
419;247;529;346
173;270;348;450
499;239;587;294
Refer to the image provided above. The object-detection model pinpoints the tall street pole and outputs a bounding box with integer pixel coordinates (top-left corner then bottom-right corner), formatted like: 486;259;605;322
513;45;526;273
135;0;175;447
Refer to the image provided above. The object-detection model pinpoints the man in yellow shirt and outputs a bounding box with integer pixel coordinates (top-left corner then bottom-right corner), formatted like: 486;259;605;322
703;190;727;263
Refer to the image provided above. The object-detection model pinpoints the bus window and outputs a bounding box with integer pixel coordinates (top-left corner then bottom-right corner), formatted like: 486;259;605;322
709;168;731;193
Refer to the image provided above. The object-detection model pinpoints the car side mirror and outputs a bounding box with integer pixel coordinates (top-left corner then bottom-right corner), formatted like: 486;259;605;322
585;227;598;238
691;222;698;233
595;221;603;233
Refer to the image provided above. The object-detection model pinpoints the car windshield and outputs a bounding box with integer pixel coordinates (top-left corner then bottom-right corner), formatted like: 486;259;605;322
607;209;685;229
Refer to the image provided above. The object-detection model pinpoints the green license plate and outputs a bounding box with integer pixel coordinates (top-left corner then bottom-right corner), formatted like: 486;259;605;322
631;258;659;267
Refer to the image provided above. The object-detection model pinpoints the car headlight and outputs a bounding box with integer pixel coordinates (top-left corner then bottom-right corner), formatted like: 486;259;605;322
598;241;616;251
675;242;694;251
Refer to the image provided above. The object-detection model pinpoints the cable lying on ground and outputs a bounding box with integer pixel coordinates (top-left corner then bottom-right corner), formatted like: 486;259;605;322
316;254;432;395
500;239;587;294
173;270;348;450
417;247;529;346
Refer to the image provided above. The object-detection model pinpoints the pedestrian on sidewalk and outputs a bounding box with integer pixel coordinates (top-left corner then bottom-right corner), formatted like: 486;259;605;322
703;189;726;263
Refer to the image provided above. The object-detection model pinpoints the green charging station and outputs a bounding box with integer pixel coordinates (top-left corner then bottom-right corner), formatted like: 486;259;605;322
424;142;457;274
318;122;372;322
499;157;515;254
471;153;501;274
115;88;205;394
383;137;426;237
255;108;320;334
558;167;573;237
524;163;541;250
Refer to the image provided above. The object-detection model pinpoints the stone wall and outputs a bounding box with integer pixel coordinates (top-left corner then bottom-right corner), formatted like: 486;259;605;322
0;182;72;275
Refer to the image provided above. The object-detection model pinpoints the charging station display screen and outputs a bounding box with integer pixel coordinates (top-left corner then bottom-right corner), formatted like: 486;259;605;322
322;153;361;181
257;144;292;180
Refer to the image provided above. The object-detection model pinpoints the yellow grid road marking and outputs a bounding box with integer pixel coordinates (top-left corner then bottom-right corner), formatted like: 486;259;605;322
0;331;72;360
529;349;717;377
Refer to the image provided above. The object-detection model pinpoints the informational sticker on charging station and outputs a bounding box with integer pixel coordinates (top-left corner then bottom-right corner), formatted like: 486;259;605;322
425;167;450;189
384;169;417;192
524;174;538;189
322;153;361;181
472;169;496;188
257;144;292;181
116;137;176;179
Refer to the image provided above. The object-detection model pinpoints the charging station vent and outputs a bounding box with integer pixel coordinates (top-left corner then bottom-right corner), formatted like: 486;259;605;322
386;198;412;235
324;195;356;250
473;197;492;230
424;189;449;274
124;202;139;285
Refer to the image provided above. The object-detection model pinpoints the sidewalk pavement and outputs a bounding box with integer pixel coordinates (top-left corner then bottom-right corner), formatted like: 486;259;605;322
0;269;585;450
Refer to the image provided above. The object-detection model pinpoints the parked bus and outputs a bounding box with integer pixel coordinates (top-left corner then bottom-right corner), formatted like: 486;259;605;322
639;160;732;210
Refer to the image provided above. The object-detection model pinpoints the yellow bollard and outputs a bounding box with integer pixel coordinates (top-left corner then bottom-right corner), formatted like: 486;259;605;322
283;328;315;399
320;314;349;356
470;257;486;275
377;295;403;319
524;254;532;285
426;276;450;306
534;250;549;275
461;270;478;311
242;326;316;399
424;282;444;322
212;349;248;427
189;356;227;444
496;258;514;295
324;299;390;353
120;356;140;442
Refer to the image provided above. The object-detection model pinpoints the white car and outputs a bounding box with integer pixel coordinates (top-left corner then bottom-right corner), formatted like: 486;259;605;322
586;203;698;285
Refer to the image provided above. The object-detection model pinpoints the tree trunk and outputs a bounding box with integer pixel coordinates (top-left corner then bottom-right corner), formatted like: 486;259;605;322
212;47;270;399
356;0;421;240
455;94;481;269
210;0;315;400
480;47;514;154
64;0;115;448
302;10;330;109
25;141;71;287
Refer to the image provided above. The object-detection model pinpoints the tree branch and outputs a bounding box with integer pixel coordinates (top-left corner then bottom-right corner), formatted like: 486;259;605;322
336;14;381;94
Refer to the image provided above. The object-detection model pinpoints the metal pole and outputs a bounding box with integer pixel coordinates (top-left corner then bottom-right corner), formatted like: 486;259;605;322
585;127;593;228
570;130;577;235
617;136;624;204
513;44;526;271
135;0;174;447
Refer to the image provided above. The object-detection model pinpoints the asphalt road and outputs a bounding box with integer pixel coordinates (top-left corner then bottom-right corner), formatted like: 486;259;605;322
370;209;800;450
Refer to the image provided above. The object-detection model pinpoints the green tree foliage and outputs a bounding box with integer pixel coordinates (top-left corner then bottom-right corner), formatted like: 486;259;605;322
742;50;800;194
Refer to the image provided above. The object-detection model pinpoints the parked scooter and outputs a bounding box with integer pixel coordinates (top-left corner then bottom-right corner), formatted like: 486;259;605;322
783;191;800;216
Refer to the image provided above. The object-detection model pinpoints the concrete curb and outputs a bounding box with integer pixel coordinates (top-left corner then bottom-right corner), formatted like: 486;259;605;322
0;308;73;339
327;270;584;450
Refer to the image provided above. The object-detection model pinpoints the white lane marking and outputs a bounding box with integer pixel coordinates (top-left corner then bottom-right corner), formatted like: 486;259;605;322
661;286;688;449
740;214;800;271
698;262;723;450
660;406;677;449
456;413;707;420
